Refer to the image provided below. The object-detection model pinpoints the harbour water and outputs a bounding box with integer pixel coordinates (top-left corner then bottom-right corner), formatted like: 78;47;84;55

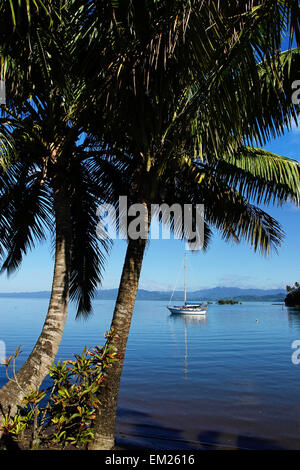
1;298;300;449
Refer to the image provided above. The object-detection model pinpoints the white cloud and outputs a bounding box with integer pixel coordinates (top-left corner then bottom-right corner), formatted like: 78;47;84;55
217;274;257;287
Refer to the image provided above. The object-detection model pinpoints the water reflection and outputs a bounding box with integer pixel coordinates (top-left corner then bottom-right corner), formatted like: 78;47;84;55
168;314;207;378
3;298;300;449
287;307;300;330
168;313;208;326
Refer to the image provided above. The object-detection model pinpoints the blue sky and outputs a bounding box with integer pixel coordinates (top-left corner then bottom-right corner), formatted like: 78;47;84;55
0;122;299;294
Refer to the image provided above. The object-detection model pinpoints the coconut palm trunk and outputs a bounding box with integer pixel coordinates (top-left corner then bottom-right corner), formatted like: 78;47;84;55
0;184;71;417
89;206;150;450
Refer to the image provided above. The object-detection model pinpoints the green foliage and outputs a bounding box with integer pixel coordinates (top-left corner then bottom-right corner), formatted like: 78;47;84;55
0;0;111;319
0;330;121;449
285;282;300;308
1;410;33;437
82;1;300;256
1;0;300;309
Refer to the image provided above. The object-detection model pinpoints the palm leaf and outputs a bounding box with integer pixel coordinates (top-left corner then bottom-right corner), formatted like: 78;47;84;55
217;147;300;206
69;160;112;318
0;163;52;274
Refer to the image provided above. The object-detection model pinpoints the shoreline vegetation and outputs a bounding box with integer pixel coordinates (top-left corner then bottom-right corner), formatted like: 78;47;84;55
285;283;300;309
0;332;121;451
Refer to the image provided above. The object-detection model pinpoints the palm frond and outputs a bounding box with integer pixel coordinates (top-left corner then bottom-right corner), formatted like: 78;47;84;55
69;161;112;318
214;147;300;206
0;163;52;275
0;128;17;169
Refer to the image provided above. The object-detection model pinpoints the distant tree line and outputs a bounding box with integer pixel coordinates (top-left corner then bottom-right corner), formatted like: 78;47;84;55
217;299;239;305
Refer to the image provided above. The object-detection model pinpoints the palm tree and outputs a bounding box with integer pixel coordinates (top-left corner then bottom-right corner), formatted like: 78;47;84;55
83;1;300;449
0;0;299;447
0;1;112;415
88;146;300;450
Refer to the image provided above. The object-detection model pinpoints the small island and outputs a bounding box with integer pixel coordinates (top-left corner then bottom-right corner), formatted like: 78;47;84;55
285;282;300;309
217;299;239;305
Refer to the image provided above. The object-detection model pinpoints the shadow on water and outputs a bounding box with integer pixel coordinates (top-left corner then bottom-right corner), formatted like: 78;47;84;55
116;409;286;450
116;408;207;450
197;430;285;451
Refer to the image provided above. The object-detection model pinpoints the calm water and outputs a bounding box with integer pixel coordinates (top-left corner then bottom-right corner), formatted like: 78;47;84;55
1;298;300;450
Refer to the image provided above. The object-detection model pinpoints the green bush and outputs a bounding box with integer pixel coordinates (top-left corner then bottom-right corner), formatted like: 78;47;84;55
0;330;120;449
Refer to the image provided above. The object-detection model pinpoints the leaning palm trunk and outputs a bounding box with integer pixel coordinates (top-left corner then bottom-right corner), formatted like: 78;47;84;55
0;185;71;417
89;206;150;450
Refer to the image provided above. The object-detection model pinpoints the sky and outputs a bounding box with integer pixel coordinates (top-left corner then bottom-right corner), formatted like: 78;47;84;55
0;121;299;294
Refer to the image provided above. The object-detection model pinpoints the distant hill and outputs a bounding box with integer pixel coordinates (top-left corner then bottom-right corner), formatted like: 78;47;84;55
231;293;285;302
0;287;286;302
0;290;51;298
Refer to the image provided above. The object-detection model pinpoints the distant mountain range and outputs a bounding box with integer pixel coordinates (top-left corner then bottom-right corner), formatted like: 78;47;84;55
0;287;286;302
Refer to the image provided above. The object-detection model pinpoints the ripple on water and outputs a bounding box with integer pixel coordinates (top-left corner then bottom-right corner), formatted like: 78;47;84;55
1;299;300;449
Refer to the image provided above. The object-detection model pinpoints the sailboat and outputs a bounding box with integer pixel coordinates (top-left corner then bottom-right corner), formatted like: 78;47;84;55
167;253;208;315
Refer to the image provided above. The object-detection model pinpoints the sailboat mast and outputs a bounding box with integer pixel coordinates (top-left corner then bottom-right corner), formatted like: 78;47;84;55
184;252;187;305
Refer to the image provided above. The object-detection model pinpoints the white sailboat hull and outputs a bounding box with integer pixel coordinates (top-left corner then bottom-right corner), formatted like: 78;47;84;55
167;305;207;315
167;253;208;316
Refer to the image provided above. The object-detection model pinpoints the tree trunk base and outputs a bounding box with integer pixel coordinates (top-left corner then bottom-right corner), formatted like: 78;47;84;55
88;434;115;450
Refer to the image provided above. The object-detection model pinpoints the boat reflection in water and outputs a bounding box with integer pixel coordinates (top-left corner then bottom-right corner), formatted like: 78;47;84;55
168;313;207;378
169;312;208;325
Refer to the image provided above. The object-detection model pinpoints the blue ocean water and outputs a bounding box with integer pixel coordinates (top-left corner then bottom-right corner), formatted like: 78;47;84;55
1;298;300;450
